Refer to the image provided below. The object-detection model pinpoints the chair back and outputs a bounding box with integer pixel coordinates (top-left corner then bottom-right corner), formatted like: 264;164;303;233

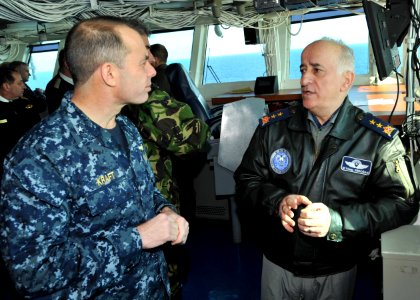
165;63;212;122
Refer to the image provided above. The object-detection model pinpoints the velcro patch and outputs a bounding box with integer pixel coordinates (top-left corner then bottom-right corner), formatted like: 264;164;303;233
341;156;372;176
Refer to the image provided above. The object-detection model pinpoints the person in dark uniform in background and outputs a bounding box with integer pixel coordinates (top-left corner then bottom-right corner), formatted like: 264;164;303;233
45;48;74;113
0;64;28;300
234;38;419;300
0;65;34;176
8;61;48;118
150;43;172;95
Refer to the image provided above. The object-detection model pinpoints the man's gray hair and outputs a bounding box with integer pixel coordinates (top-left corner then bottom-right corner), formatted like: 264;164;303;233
317;37;355;74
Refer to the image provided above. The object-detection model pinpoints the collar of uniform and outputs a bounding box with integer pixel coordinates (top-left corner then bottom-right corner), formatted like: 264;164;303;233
59;72;74;85
287;97;356;139
287;104;310;132
307;109;339;130
0;94;11;103
328;97;361;141
64;92;118;149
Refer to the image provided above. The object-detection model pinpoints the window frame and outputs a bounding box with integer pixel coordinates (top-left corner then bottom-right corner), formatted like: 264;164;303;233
282;11;376;89
202;24;267;85
26;42;60;90
149;27;195;72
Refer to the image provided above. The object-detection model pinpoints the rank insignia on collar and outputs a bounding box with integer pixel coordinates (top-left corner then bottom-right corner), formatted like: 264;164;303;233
259;108;292;127
358;113;398;140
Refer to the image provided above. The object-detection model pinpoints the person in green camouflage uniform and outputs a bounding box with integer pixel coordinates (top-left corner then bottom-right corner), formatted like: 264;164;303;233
126;89;210;209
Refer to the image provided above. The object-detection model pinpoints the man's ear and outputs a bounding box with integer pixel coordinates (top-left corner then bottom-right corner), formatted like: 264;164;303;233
2;82;10;92
100;63;118;87
341;71;355;92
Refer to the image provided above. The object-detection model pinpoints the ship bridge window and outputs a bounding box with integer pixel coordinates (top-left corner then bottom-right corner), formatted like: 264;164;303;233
289;13;369;80
149;29;194;71
27;42;60;92
203;25;266;84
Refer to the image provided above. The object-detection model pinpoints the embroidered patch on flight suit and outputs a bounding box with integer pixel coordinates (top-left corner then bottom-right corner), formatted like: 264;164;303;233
358;113;398;140
341;156;372;176
259;108;292;127
270;148;291;174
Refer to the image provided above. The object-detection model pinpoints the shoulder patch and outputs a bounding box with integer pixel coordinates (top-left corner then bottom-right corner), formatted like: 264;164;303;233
259;108;292;127
358;113;398;140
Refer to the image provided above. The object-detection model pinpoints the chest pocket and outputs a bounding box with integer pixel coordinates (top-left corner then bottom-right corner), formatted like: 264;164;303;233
85;173;136;217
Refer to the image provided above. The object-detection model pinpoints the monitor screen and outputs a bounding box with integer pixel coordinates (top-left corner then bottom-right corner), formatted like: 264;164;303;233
363;0;404;81
254;76;278;94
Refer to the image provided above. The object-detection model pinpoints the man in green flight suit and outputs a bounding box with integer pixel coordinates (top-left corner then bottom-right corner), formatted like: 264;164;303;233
123;38;210;299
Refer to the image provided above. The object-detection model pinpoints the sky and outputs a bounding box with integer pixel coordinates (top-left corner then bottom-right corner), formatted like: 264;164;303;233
149;30;194;60
290;14;368;49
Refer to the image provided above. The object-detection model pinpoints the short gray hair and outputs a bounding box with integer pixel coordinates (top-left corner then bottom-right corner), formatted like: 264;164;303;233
314;37;355;74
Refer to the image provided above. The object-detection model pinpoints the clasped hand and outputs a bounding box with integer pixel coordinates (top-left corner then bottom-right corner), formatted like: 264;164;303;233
279;194;331;238
137;207;189;249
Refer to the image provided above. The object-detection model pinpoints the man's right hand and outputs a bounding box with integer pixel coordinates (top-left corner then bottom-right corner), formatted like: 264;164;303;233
136;209;189;249
279;194;312;233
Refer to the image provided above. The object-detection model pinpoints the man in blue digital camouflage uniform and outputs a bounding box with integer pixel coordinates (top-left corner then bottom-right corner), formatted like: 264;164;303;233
0;16;189;299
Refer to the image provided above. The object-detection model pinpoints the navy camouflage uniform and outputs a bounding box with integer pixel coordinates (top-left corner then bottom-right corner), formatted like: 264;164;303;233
0;93;174;299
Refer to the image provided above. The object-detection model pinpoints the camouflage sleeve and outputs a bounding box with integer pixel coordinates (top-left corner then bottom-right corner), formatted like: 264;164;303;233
153;186;177;213
133;128;177;213
0;158;143;297
138;90;210;156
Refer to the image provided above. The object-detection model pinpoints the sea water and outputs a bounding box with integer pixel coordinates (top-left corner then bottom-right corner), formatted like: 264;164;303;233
27;43;370;90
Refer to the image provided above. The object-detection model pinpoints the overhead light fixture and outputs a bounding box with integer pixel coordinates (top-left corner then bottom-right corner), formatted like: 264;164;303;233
214;24;223;38
37;22;47;43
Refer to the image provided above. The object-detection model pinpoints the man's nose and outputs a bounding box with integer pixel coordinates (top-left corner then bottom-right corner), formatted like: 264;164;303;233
147;61;156;77
300;72;312;87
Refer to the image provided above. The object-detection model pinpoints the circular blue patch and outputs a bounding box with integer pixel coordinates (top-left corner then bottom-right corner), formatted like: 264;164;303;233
270;148;291;175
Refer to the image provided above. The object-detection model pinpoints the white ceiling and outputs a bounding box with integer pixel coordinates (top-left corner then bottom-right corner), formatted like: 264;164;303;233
0;0;362;45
